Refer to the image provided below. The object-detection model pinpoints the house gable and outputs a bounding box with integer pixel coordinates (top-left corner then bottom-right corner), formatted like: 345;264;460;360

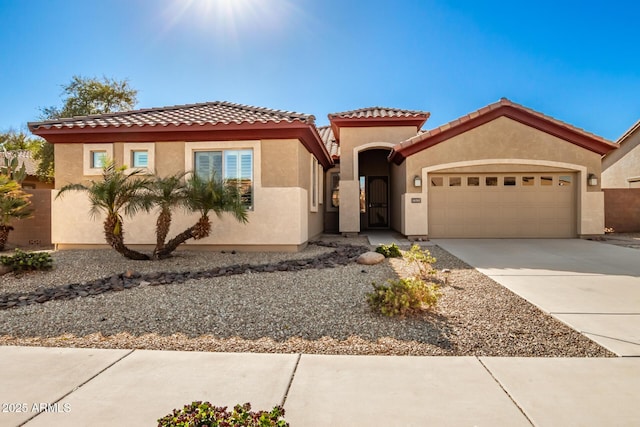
389;98;617;164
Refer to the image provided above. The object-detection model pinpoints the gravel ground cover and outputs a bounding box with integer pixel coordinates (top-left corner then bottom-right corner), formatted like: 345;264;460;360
0;237;614;357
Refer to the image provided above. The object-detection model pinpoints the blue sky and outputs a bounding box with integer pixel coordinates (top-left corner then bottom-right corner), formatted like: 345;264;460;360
1;0;638;140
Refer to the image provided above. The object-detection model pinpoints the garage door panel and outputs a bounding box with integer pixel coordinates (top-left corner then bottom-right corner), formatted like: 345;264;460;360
429;173;576;238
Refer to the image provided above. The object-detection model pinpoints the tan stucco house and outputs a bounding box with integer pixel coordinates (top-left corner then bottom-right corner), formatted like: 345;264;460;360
28;98;617;251
602;119;640;188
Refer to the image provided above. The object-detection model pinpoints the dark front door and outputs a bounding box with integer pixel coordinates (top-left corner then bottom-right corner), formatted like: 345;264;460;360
367;176;389;228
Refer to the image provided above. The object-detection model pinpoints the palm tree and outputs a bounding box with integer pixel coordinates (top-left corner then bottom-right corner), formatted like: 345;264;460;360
0;175;33;250
155;173;248;259
56;161;152;260
144;172;188;259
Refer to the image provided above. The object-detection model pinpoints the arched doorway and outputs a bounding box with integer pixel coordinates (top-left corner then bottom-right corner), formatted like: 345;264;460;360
358;149;392;229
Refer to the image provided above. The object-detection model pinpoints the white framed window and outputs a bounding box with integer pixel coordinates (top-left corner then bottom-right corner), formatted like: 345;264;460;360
194;149;254;208
124;142;155;173
326;170;340;210
83;143;114;175
310;157;318;212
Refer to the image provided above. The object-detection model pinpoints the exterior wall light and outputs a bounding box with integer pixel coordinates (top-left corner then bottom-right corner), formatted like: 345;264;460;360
587;173;598;186
414;175;422;187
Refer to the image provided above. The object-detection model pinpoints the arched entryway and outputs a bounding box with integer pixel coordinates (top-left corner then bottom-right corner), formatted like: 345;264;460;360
358;149;392;229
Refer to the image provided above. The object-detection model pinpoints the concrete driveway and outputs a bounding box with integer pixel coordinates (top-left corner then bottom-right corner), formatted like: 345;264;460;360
434;239;640;356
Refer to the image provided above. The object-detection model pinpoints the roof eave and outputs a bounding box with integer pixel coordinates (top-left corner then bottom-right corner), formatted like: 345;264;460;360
30;120;334;169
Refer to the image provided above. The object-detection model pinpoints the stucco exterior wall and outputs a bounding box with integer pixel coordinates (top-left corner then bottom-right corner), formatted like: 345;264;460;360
52;137;324;249
602;128;640;188
156;141;185;176
261;139;300;187
404;117;603;192
54;144;84;188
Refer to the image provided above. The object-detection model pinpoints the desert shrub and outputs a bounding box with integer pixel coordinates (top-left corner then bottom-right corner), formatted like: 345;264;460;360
367;277;440;317
0;249;53;272
157;401;289;427
375;243;402;258
403;244;436;278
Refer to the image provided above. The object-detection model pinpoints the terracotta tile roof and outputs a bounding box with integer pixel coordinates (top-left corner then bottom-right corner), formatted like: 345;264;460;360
0;150;38;175
328;106;429;120
317;125;339;159
29;101;315;130
390;98;617;162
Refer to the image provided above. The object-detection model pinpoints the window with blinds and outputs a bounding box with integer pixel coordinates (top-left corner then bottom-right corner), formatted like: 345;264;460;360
194;149;253;207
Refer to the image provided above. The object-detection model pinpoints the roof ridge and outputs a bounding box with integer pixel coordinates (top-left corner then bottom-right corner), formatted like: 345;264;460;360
329;106;429;117
30;101;314;127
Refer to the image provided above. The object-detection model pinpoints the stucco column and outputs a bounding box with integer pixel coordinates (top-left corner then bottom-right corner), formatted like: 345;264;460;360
339;179;360;234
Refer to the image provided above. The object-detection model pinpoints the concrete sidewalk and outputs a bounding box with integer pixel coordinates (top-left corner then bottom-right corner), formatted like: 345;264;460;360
435;239;640;356
1;346;639;426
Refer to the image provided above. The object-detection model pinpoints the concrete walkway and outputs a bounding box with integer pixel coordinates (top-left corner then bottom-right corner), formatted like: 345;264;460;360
434;239;640;356
2;346;639;426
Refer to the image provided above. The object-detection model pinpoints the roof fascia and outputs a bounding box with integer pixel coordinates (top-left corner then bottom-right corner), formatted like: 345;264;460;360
32;121;334;169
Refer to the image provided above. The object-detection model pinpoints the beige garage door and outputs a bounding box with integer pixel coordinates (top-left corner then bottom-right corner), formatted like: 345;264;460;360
429;173;577;238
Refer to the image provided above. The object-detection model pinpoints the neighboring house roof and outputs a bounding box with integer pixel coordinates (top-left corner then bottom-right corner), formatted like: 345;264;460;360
0;150;38;176
328;106;430;142
389;98;618;164
615;119;640;145
317;125;339;160
602;118;640;172
28;101;334;169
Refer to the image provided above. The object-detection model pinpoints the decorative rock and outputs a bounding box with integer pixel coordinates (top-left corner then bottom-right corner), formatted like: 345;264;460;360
124;269;140;279
0;242;371;310
356;251;385;265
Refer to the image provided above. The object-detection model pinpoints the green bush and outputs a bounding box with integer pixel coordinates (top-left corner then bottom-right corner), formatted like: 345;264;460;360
375;243;402;258
157;401;289;427
0;249;53;272
367;277;440;317
403;244;436;278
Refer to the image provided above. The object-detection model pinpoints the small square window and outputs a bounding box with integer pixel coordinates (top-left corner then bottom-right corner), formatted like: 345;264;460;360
132;150;148;168
559;175;572;186
522;176;535;186
504;176;516;186
449;177;461;187
91;151;107;169
431;177;443;186
541;176;553;186
486;177;498;186
467;177;480;186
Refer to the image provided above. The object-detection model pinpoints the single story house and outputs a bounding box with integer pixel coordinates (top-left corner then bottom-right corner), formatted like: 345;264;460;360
28;98;617;251
601;119;640;233
602;119;640;188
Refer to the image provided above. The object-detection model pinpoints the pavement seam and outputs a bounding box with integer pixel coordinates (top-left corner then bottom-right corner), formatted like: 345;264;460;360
19;348;136;426
477;357;535;427
280;353;302;408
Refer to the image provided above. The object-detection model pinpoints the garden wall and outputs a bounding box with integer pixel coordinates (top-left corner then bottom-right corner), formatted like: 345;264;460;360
7;189;52;248
603;188;640;232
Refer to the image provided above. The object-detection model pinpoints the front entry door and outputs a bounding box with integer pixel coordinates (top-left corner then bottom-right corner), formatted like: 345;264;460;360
367;176;389;228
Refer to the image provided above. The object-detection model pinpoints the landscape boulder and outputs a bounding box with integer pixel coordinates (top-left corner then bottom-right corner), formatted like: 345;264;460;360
356;251;385;265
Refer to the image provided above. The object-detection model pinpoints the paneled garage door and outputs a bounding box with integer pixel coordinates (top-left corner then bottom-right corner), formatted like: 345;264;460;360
428;173;577;238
